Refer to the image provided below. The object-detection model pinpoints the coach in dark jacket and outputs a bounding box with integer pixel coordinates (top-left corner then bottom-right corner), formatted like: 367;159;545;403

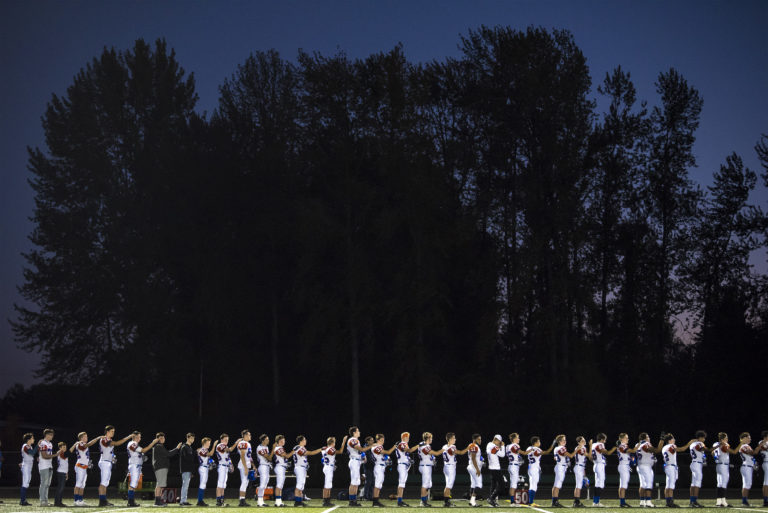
152;433;181;506
178;434;196;506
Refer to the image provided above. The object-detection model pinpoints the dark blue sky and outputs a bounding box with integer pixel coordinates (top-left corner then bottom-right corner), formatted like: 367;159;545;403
1;0;766;394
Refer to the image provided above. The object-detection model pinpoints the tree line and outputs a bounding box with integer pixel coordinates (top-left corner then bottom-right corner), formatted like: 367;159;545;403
7;27;768;438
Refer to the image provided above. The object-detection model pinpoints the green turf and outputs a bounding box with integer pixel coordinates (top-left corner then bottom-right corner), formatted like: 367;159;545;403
0;500;766;513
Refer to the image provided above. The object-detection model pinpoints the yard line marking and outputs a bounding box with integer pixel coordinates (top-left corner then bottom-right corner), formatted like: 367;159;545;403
522;505;552;513
732;508;768;513
320;505;339;513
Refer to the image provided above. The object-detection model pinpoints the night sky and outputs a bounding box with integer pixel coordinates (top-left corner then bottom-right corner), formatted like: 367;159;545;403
1;0;766;395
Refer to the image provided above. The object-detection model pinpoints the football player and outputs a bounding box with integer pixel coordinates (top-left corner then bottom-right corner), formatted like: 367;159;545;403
590;433;617;507
441;433;469;507
713;432;740;507
347;427;368;507
126;431;160;507
688;431;707;508
70;431;101;506
467;434;484;507
37;428;55;507
321;435;348;507
417;432;445;507
660;433;696;507
196;436;217;506
551;434;574;507
394;432;420;507
526;436;555;507
215;433;240;507
292;436;322;507
636;432;663;507
19;432;35;506
255;434;274;507
486;435;505;507
370;434;396;507
756;431;768;507
737;432;756;507
236;430;254;507
616;433;636;508
98;426;131;506
273;435;296;507
571;436;588;508
506;433;524;507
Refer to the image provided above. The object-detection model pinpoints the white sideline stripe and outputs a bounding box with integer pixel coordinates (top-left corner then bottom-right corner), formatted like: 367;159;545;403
320;505;339;513
522;505;552;513
732;509;768;513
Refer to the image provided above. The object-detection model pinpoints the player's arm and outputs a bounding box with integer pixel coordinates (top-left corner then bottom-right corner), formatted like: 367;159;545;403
603;445;617;455
428;446;445;456
281;447;296;459
407;445;420;454
141;438;160;454
305;448;323;456
726;444;739;455
85;436;102;448
455;446;470;456
540;443;556;456
340;435;349;452
39;444;55;459
586;440;594;461
564;449;576;458
652;439;663;453
227;439;243;453
112;435;132;447
677;440;696;452
381;445;397;455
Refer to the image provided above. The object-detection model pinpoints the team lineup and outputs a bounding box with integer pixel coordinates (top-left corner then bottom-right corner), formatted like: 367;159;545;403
15;426;768;509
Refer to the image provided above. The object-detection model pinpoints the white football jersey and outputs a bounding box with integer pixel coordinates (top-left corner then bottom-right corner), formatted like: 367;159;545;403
372;444;387;465
21;443;35;466
617;443;631;466
293;445;308;468
591;442;606;465
56;450;69;473
216;443;231;465
486;442;503;469
127;441;143;466
574;446;588;466
75;441;90;468
237;441;253;469
321;446;336;467
554;445;569;466
38;440;54;469
347;437;362;460
442;444;457;465
99;437;114;463
740;445;755;467
418;443;435;466
467;443;483;470
506;443;522;465
273;445;289;467
395;441;411;464
689;442;705;464
527;446;543;467
256;444;271;465
713;442;730;465
636;441;654;466
662;444;677;466
197;447;209;467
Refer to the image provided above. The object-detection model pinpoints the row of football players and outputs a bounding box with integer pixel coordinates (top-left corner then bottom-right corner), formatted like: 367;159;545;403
17;425;768;508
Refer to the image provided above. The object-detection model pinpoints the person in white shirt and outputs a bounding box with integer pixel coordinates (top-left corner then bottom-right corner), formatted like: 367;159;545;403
369;434;396;508
756;430;768;508
347;426;370;507
320;435;348;507
254;434;274;507
214;433;240;507
37;428;56;507
69;431;101;506
292;435;322;507
687;430;708;508
615;433;636;508
195;436;218;507
416;432;445;507
442;433;469;507
526;436;555;507
590;433;617;507
713;431;740;507
660;433;696;508
394;431;419;507
551;434;574;507
53;442;69;507
125;431;160;507
19;432;36;506
571;436;588;508
736;432;757;507
97;425;131;507
467;434;485;507
636;432;663;507
506;433;525;507
272;434;296;507
485;434;505;507
236;430;254;507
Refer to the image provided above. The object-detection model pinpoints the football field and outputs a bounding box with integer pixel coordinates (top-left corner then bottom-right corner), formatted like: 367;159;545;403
0;500;766;513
